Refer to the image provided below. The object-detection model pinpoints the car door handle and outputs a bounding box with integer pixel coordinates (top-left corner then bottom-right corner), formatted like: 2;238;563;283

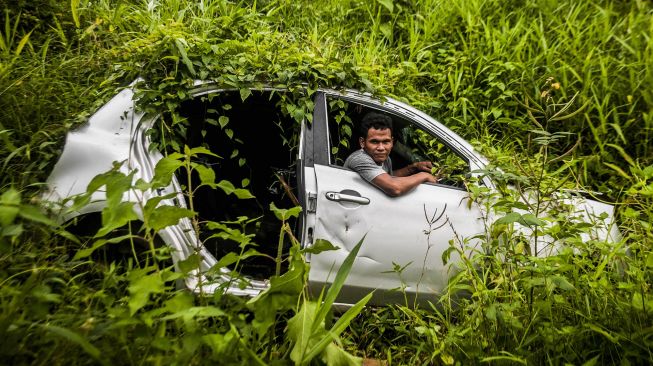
325;191;370;205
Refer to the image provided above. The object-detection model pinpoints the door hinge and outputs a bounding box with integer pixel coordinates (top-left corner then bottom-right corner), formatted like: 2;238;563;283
307;192;317;213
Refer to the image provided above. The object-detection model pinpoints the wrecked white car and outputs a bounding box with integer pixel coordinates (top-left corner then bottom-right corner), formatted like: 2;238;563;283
44;82;620;305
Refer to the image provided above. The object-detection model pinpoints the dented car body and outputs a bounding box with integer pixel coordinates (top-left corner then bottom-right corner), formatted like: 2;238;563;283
44;82;620;305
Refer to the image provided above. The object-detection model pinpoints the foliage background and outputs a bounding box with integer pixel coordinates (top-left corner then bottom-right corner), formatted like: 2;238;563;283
0;0;651;364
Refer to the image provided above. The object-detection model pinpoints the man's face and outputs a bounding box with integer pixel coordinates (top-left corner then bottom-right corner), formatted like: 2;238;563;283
360;128;393;164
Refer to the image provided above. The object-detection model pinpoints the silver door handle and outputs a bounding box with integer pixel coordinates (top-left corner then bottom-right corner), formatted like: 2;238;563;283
325;191;370;205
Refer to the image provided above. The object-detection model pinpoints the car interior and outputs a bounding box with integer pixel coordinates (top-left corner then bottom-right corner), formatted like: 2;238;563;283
177;90;302;279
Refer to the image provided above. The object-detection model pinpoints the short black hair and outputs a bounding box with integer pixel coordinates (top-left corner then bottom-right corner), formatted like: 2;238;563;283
359;112;393;139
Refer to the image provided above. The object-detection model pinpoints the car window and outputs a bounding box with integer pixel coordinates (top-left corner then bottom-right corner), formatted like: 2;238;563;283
325;96;470;188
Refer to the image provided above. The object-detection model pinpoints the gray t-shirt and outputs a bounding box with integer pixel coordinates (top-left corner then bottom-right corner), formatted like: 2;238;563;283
343;149;393;183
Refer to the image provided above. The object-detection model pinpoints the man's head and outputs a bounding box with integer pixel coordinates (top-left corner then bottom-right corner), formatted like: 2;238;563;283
359;112;394;164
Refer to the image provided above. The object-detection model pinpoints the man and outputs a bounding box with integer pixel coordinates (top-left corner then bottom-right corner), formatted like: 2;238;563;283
344;112;437;197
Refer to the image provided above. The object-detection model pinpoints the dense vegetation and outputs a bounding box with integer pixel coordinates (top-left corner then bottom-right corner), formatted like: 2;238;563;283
1;0;651;364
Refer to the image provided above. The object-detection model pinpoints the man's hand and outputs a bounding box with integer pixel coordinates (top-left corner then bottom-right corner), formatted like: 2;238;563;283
394;161;434;178
410;161;433;173
411;162;439;183
417;171;437;184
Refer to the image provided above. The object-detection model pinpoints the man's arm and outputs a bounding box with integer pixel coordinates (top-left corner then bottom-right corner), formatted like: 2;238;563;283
371;171;436;197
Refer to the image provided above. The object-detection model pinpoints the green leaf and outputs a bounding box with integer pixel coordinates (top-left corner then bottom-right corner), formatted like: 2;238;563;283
216;180;254;199
247;248;307;336
379;23;392;40
0;188;20;226
83;168;135;209
307;292;372;363
341;125;352;137
518;213;546;226
106;171;135;207
233;188;254;199
202;330;238;359
377;0;394;13
606;143;636;167
321;343;362;366
1;224;22;238
175;38;196;76
286;237;370;365
219;115;229;128
142;192;178;218
128;270;165;315
147;206;195;231
213;252;240;269
292;107;305;123
71;0;81;28
211;249;263;272
581;355;601;366
14;30;32;56
480;354;526;365
495;212;521;225
161;306;226;321
604;162;630;179
55;228;81;245
0;187;20;206
288;301;320;364
585;323;619;343
646;252;653;268
264;263;305;296
188;146;219;158
216;179;233;193
313;235;366;335
303;238;340;254
441;246;457;265
270;202;302;221
177;253;202;274
240;88;252;101
151;157;184;188
550;275;575;291
642;164;653;179
164;291;194;313
73;234;137;260
486;303;497;321
18;205;57;226
510;201;530;210
42;324;104;363
96;202;138;237
195;164;216;188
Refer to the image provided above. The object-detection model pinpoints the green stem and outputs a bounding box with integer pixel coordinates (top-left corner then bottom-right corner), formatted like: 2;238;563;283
275;221;286;277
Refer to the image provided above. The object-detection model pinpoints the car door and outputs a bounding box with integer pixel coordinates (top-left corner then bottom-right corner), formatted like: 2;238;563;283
304;91;487;305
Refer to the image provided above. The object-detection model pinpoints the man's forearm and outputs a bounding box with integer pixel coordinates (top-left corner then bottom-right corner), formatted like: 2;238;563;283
372;172;436;197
